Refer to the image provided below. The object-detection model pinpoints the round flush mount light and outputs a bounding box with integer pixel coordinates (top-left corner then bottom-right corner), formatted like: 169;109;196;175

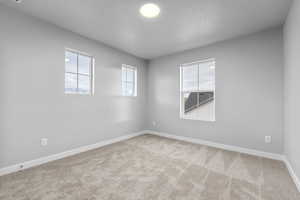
140;3;160;18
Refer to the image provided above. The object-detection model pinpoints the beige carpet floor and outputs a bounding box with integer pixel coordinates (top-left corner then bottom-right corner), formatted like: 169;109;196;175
0;134;299;200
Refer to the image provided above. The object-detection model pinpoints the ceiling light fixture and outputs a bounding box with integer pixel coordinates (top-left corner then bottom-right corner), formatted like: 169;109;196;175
140;3;160;18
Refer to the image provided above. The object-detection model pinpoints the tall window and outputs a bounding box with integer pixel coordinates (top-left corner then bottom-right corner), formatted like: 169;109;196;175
65;50;94;95
180;59;215;121
122;64;137;96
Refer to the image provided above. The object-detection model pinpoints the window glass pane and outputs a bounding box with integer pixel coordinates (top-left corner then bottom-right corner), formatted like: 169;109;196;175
182;65;198;91
121;65;137;96
78;55;91;75
78;75;90;94
198;61;215;91
126;82;134;96
65;51;77;73
183;92;197;113
65;73;77;93
180;60;215;122
126;68;135;82
122;68;127;82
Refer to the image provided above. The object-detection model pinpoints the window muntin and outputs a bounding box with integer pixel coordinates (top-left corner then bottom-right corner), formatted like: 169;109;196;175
180;59;215;121
65;50;93;95
122;65;137;96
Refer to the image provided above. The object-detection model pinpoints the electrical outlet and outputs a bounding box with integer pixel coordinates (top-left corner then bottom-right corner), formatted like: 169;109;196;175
41;138;48;146
152;121;157;127
265;136;271;143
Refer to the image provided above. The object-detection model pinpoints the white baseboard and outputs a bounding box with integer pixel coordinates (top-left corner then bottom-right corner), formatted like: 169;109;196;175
1;129;299;193
283;156;300;192
144;130;300;192
145;130;283;160
0;131;145;177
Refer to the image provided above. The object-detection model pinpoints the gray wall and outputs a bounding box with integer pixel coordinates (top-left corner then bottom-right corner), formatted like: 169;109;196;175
284;0;300;180
0;3;286;170
147;28;284;154
0;5;147;168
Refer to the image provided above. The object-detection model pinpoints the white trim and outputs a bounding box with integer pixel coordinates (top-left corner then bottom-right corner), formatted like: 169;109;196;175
122;64;137;97
144;130;300;192
179;58;216;122
0;131;145;177
145;130;283;160
64;49;94;96
283;156;300;192
1;129;299;193
181;58;215;66
65;48;93;58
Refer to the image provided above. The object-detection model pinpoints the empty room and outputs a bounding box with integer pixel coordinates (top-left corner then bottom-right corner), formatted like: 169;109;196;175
0;0;300;199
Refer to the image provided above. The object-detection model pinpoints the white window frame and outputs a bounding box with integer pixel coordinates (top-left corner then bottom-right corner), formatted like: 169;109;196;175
64;48;94;95
179;58;216;121
122;64;137;97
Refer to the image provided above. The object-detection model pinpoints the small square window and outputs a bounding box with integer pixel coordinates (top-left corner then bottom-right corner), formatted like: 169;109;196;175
122;64;137;96
64;50;94;95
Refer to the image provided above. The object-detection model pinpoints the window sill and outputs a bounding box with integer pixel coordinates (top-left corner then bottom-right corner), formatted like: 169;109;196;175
179;115;215;122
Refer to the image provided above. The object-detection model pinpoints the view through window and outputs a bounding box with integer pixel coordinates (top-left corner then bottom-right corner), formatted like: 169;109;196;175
180;59;215;121
65;50;93;95
122;64;137;96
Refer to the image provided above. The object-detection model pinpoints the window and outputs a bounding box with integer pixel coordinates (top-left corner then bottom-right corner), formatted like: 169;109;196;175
180;59;215;121
122;64;137;96
65;50;94;95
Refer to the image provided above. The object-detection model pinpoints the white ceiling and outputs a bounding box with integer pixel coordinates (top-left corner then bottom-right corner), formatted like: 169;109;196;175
0;0;292;59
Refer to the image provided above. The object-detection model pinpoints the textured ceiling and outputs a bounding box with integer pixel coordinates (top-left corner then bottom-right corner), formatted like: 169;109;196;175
0;0;292;59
